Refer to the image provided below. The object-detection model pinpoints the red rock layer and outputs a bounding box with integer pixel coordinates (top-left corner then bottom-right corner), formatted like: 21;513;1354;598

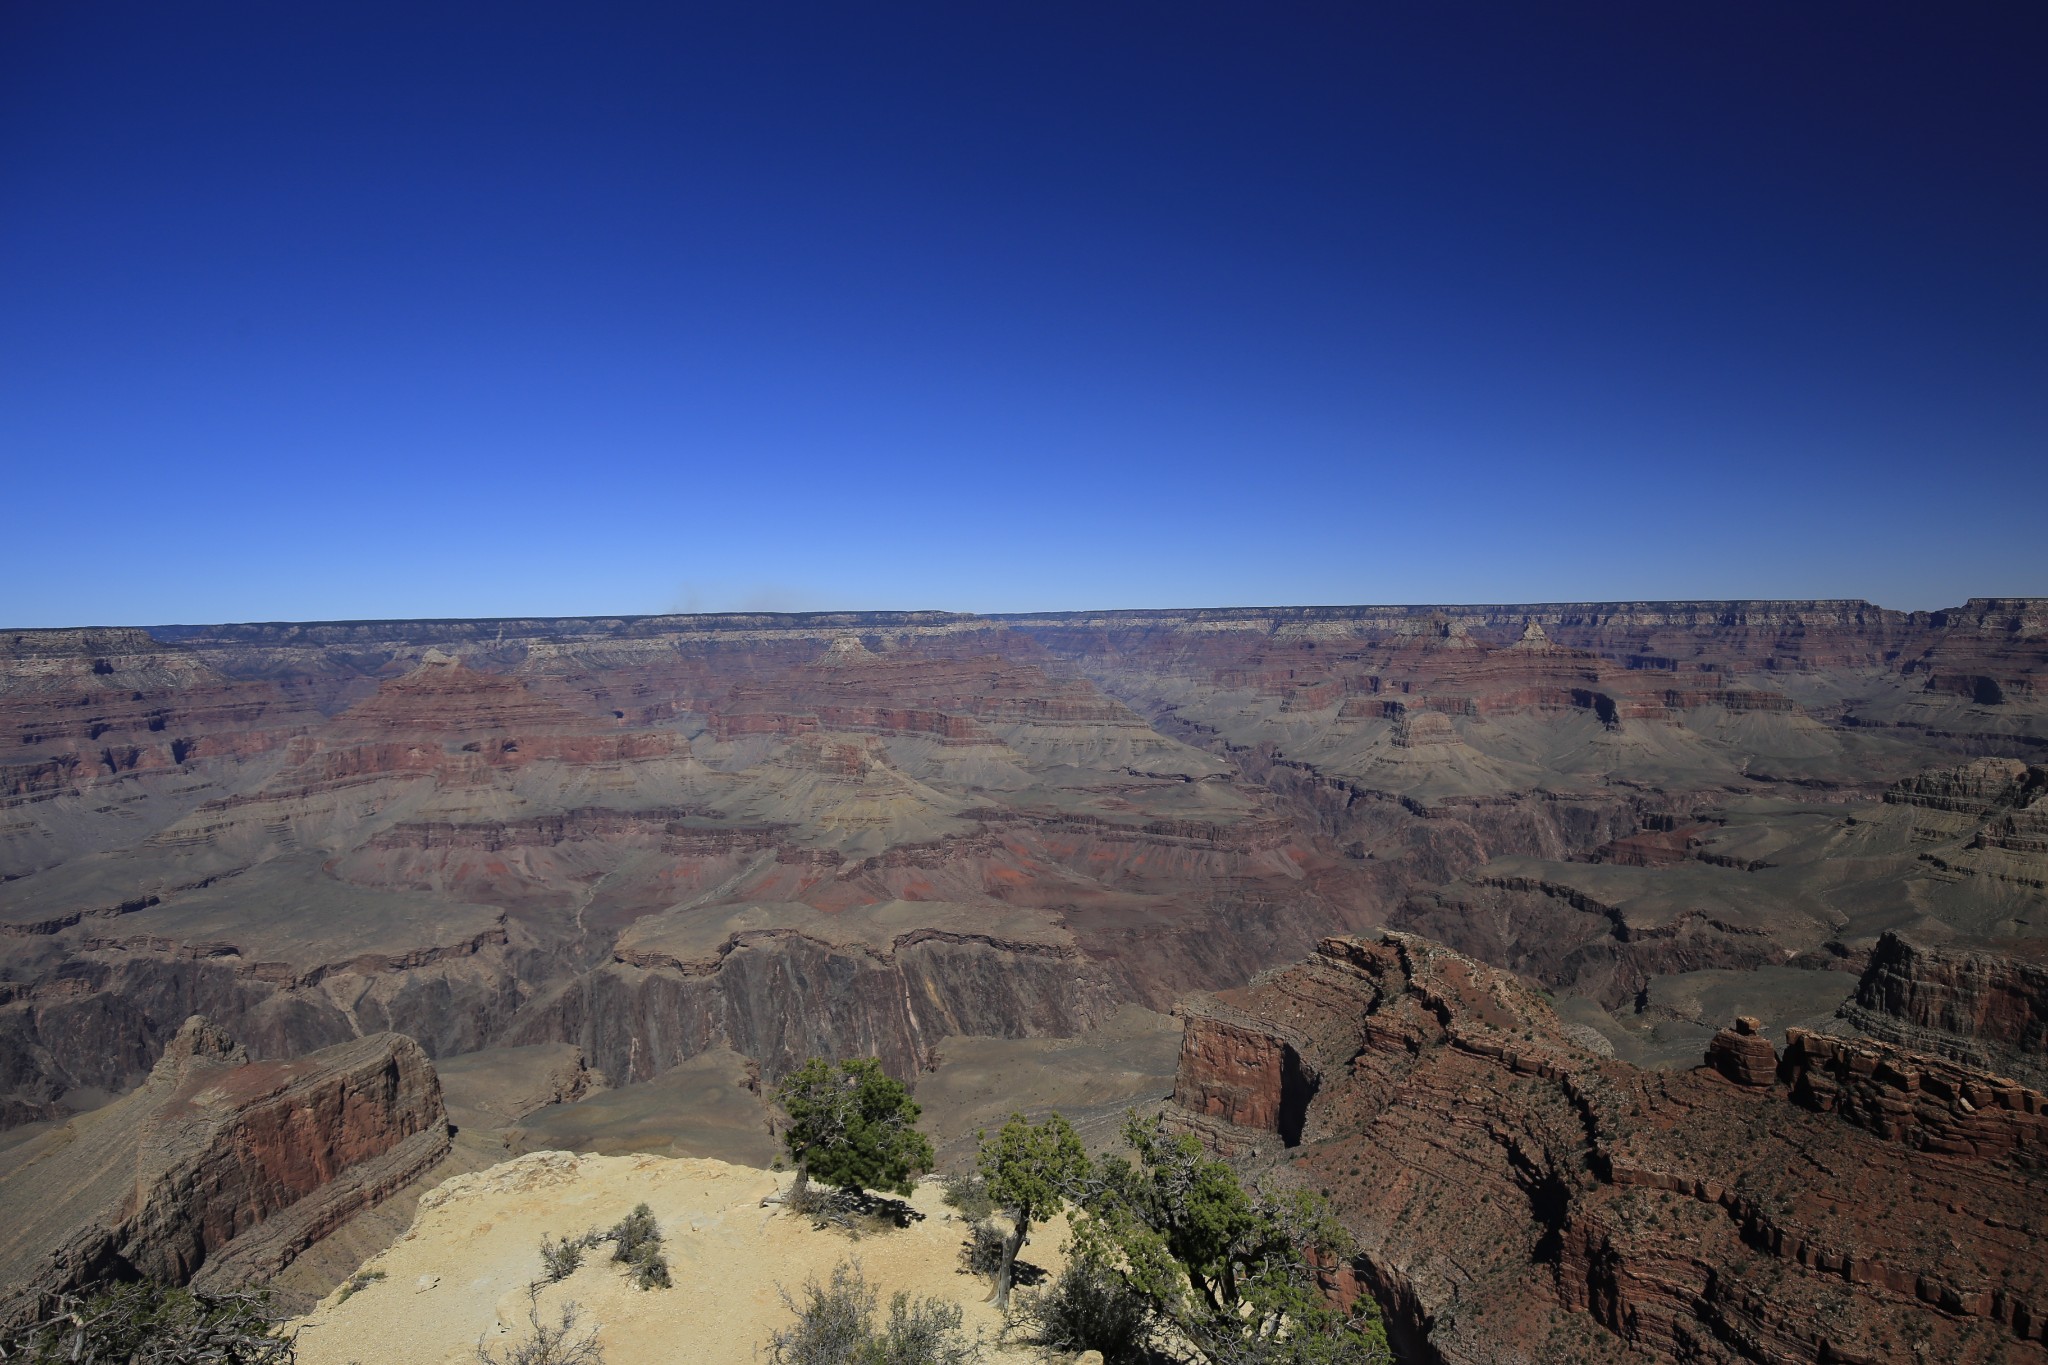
1173;1006;1318;1139
0;1017;448;1324
0;629;330;803
1839;930;2048;1086
1705;1015;1778;1087
1167;933;2048;1364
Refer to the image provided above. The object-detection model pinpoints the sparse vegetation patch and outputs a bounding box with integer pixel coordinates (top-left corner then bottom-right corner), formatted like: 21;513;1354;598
538;1232;599;1284
530;1204;669;1292
938;1173;993;1223
764;1261;981;1365
604;1204;671;1290
474;1287;602;1365
1013;1259;1149;1365
0;1282;296;1364
334;1269;386;1305
958;1220;1006;1279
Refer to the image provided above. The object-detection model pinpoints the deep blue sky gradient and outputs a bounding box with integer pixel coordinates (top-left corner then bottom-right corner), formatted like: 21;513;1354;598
3;2;2043;625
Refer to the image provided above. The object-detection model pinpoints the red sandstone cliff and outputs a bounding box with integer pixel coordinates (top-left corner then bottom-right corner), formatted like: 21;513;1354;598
1837;929;2048;1086
0;1017;449;1325
1;603;2041;1153
1166;933;2048;1364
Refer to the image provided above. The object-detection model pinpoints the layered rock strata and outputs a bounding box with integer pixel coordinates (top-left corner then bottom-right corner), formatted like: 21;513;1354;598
1838;930;2048;1085
1704;1014;1777;1087
1167;933;2048;1364
1;600;2042;1131
0;1016;448;1325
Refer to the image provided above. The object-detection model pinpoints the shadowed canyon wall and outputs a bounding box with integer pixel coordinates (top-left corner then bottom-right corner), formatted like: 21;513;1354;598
0;1016;448;1325
1167;934;2048;1364
0;600;2042;1127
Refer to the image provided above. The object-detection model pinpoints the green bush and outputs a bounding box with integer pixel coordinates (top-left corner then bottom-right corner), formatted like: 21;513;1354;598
869;1292;977;1365
605;1205;659;1265
1066;1113;1393;1365
604;1204;670;1290
958;1220;1006;1278
765;1261;871;1365
625;1245;671;1292
1014;1258;1150;1364
538;1234;591;1284
334;1269;386;1305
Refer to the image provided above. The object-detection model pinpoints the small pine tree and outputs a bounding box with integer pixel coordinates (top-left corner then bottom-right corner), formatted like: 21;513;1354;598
975;1112;1089;1310
774;1057;935;1204
1064;1113;1392;1365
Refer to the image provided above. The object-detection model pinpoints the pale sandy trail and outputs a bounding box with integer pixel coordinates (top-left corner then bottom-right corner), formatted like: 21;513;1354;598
289;1152;1065;1365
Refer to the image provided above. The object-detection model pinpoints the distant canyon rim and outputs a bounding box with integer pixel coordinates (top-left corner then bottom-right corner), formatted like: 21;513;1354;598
0;598;2043;1358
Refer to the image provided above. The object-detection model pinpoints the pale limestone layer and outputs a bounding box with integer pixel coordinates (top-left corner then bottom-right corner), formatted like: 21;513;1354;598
291;1152;1062;1365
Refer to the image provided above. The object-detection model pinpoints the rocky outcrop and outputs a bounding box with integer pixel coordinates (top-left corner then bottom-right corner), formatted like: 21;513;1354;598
1837;930;2048;1085
1166;933;2048;1364
516;928;1119;1083
1;599;2043;1161
1172;1002;1318;1145
0;935;523;1122
1779;1025;2045;1160
0;1017;448;1324
1392;875;1785;1011
1883;758;2040;815
1705;1014;1777;1086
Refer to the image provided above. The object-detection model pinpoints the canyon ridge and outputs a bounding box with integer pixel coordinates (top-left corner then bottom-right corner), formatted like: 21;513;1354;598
1;599;2044;1360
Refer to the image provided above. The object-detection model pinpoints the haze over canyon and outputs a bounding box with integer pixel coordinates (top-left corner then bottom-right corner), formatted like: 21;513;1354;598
1;597;2043;1361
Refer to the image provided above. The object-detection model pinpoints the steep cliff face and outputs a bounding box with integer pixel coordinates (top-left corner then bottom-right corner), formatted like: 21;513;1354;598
1167;934;2048;1364
0;1017;449;1324
516;925;1120;1082
1778;1025;2046;1159
1;601;2042;1133
1172;1004;1318;1145
1837;930;2048;1085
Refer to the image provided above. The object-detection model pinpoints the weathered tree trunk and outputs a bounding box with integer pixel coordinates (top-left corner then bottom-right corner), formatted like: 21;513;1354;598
789;1159;810;1206
991;1210;1032;1310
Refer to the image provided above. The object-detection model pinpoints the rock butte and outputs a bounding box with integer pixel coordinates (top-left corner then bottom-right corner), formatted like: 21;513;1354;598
0;600;2043;1356
1168;933;2048;1364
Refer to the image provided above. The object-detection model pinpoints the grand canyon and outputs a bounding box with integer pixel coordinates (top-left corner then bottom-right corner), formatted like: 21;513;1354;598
0;598;2043;1360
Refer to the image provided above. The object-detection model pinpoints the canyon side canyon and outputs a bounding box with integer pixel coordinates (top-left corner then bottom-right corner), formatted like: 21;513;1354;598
1;599;2044;1360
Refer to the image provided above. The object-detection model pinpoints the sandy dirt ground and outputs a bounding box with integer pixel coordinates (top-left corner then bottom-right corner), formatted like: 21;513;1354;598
288;1152;1067;1365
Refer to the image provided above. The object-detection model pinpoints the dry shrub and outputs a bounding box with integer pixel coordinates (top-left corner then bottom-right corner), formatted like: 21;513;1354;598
1013;1259;1150;1364
0;1282;295;1364
765;1260;981;1365
474;1287;602;1365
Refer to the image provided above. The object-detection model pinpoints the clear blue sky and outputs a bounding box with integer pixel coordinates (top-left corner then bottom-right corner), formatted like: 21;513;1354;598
3;2;2043;625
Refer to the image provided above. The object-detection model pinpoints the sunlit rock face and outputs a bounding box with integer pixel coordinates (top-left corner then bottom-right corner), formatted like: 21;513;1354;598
0;599;2041;1124
0;1017;448;1326
1164;933;2048;1364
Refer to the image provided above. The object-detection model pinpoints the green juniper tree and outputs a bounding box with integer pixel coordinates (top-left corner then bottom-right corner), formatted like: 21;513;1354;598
773;1057;934;1206
1061;1113;1390;1365
975;1112;1090;1311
